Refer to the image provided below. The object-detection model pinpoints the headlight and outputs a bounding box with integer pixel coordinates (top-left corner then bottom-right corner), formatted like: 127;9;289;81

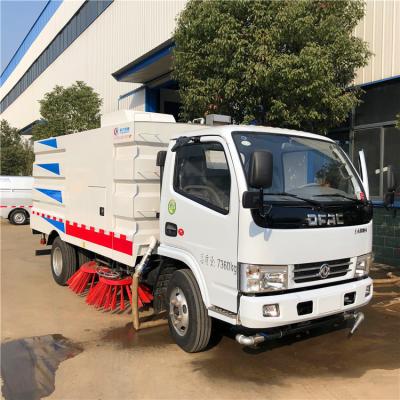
355;253;373;277
239;263;288;293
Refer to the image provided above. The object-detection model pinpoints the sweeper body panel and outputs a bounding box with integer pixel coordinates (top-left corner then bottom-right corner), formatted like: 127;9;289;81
31;111;209;267
31;111;376;353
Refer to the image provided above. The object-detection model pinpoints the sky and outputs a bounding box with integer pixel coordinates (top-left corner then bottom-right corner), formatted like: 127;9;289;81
1;0;48;73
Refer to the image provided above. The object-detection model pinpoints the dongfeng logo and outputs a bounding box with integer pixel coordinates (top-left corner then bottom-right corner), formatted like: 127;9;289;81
319;263;330;279
306;213;344;226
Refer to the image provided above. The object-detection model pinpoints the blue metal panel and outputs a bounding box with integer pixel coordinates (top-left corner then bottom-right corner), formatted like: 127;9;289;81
0;0;63;85
37;163;60;175
115;44;175;82
42;216;65;232
355;75;400;89
145;87;160;113
36;188;63;203
372;200;400;209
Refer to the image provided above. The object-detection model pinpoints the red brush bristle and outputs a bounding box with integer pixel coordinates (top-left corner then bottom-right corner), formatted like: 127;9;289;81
86;276;153;311
67;261;98;295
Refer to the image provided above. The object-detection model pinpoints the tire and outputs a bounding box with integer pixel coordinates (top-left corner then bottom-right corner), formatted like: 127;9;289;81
9;209;28;225
76;247;93;267
153;266;177;313
167;269;212;353
51;237;77;286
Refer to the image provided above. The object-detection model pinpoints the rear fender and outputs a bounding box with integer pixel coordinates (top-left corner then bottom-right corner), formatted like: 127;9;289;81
47;230;60;246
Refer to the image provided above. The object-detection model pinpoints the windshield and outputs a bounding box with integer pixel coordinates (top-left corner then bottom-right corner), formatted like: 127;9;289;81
232;132;364;202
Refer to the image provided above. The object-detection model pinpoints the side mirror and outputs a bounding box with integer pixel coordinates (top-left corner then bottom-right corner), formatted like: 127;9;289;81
248;150;273;189
242;191;261;209
156;151;167;167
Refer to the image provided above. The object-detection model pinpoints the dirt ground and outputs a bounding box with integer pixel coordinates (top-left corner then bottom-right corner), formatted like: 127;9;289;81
1;221;399;400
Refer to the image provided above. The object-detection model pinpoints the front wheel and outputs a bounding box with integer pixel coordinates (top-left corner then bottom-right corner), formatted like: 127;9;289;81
9;209;28;225
167;269;212;353
51;237;77;285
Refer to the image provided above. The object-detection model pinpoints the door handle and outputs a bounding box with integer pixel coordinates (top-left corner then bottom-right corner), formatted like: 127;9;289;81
165;222;177;237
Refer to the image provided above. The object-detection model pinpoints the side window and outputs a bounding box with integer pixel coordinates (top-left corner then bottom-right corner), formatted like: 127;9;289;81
174;142;231;214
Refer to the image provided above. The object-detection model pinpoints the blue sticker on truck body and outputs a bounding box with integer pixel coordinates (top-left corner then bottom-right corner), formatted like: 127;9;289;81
38;138;57;148
42;216;65;232
35;188;63;203
37;163;60;175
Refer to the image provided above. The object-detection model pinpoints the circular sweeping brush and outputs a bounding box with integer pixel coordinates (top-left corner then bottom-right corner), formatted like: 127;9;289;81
67;261;98;295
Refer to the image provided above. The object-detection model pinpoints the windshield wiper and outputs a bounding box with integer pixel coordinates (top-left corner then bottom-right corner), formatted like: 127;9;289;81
264;192;322;207
313;193;361;203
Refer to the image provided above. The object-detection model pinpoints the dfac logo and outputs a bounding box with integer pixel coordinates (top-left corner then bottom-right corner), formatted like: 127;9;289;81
319;263;331;279
306;212;344;226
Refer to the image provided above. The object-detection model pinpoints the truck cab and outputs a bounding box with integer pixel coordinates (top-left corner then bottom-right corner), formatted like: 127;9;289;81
158;125;373;349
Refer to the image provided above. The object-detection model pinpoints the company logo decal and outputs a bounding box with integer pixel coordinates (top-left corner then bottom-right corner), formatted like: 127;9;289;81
306;212;344;226
355;227;367;234
319;263;330;279
113;126;131;139
168;199;176;215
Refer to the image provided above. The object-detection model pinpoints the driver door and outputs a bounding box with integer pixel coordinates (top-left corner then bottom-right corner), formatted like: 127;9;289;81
162;136;239;312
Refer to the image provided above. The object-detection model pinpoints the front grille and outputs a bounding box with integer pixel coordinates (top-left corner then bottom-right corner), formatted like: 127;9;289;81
293;258;351;283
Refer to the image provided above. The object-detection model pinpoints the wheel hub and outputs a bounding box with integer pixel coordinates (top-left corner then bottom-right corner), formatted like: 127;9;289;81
53;247;63;276
14;212;26;224
169;287;189;336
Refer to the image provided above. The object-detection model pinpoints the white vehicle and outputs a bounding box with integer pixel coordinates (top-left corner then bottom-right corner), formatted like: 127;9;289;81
0;176;33;225
31;111;377;352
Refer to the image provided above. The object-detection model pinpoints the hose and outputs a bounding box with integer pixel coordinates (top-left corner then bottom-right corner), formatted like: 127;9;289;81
132;237;168;330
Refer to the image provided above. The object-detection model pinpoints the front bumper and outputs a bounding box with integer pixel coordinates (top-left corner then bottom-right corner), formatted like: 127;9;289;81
239;277;373;329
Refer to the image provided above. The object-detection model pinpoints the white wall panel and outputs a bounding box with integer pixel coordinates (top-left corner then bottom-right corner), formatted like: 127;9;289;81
1;0;187;128
354;0;400;85
3;0;398;129
118;88;146;111
0;1;85;98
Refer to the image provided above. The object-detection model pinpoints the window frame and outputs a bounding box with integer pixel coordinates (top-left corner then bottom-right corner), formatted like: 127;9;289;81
173;140;232;215
351;123;399;202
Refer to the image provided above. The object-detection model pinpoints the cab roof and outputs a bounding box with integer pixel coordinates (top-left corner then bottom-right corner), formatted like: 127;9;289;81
176;124;334;143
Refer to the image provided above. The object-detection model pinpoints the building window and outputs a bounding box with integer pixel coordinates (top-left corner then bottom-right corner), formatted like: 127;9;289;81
0;0;112;113
353;126;399;199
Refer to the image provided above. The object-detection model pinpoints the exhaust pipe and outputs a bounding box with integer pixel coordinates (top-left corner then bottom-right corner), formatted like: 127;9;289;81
236;311;365;346
349;311;365;335
235;333;266;346
344;311;365;335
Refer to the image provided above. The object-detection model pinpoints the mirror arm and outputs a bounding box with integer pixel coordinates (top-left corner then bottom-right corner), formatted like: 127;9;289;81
258;188;272;218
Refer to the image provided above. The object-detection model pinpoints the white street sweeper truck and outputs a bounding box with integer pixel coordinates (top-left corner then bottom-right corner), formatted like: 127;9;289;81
31;110;377;352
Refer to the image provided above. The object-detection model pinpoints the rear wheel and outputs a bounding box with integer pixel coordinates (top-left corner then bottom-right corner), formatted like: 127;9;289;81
167;269;212;353
9;209;28;225
76;247;93;267
51;237;77;285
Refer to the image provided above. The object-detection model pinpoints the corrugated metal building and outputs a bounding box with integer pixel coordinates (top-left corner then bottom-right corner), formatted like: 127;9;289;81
0;0;186;129
1;0;399;264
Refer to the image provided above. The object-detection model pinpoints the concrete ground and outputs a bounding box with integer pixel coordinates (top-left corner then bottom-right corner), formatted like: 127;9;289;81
1;221;399;400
